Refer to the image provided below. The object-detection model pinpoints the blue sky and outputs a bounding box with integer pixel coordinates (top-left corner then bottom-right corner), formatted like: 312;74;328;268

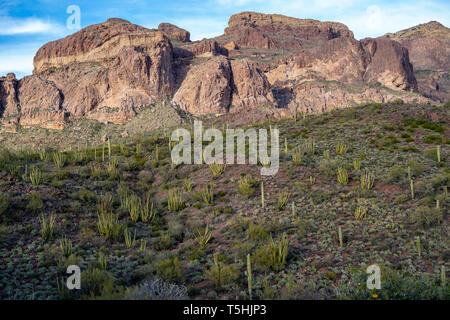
1;0;449;78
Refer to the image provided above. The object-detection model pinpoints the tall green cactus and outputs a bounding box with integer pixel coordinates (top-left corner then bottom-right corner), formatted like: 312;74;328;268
247;254;252;300
338;227;343;247
437;145;441;163
261;182;265;209
416;236;421;257
285;137;288;155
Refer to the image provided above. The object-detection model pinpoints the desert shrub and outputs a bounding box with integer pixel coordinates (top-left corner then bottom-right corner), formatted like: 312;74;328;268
337;166;348;185
51;169;70;181
97;212;120;240
424;135;443;144
253;233;289;272
27;191;44;212
167;188;184;212
155;256;184;282
209;163;225;177
392;98;404;105
388;166;406;182
295;218;310;239
246;221;269;241
78;187;94;202
205;254;239;289
394;194;408;204
429;170;449;190
39;213;56;241
200;184;214;206
81;268;115;297
424;147;439;161
318;159;343;178
167;215;185;241
379;135;400;147
155;232;173;251
407;159;426;178
29;167;43;186
336;142;349;155
276;188;291;210
337;266;449;300
137;170;154;186
125;278;187;300
409;207;443;228
52;151;66;168
238;175;256;198
0;193;10;216
310;190;334;205
96;193;114;214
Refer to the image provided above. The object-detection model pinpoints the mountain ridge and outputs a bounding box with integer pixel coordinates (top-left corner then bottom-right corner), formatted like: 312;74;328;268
0;12;448;133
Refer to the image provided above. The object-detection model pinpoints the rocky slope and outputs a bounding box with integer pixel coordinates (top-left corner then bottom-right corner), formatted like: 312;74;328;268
0;12;446;132
384;21;450;102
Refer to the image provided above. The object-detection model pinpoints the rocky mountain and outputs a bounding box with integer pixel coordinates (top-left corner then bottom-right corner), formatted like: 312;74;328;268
0;12;446;132
384;21;450;102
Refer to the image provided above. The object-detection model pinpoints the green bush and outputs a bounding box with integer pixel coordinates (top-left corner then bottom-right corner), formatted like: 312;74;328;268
388;166;406;182
424;135;443;144
205;254;239;289
155;256;184;282
409;206;443;228
246;222;269;241
0;192;10;216
253;233;289;272
27;191;44;212
81;268;115;297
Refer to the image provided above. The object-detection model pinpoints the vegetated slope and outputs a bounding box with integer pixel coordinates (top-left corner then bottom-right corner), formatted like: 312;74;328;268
0;101;448;299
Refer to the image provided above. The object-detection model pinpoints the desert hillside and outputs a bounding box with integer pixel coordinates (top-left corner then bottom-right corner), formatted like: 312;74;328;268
0;101;448;299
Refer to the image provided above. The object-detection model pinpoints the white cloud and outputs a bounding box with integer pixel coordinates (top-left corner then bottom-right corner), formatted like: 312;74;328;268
0;53;34;77
342;3;450;39
210;0;449;38
0;42;43;78
0;16;65;35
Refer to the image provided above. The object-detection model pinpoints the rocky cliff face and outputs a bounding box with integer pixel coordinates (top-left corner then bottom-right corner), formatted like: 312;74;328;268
384;21;450;71
384;21;450;102
0;12;444;131
224;11;354;50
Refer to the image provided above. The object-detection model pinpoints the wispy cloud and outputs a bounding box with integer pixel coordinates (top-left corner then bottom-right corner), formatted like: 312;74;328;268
0;53;34;77
342;2;450;39
0;16;65;35
0;42;43;77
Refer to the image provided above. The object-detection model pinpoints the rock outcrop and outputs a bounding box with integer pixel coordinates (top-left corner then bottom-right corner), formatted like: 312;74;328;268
172;56;232;115
230;59;276;109
384;21;450;71
2;18;175;127
224;11;353;50
174;39;224;58
158;23;190;42
267;37;417;92
0;73;19;118
383;21;450;102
